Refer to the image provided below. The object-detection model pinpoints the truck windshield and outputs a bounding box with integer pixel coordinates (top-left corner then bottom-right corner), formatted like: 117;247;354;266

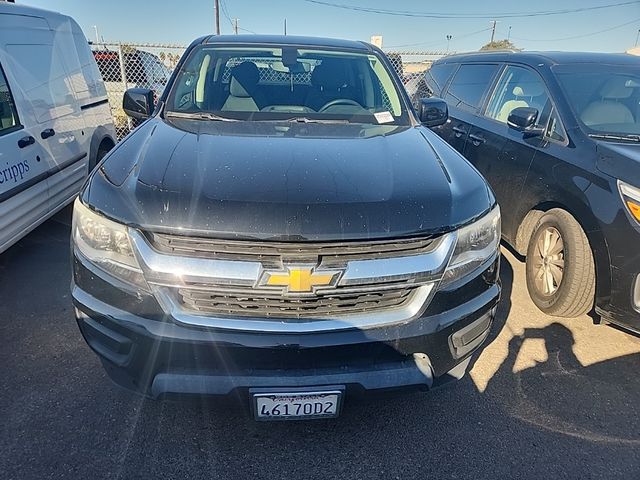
553;63;640;138
165;45;408;125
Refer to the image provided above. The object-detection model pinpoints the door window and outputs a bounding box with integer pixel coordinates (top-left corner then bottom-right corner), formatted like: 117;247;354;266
0;64;19;134
444;64;499;112
424;63;457;97
486;65;550;126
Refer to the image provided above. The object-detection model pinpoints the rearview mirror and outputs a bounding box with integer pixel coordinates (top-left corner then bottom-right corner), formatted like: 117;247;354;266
418;97;448;127
123;88;155;120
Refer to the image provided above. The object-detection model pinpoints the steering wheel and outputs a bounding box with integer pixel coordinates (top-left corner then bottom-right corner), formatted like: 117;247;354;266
319;99;362;112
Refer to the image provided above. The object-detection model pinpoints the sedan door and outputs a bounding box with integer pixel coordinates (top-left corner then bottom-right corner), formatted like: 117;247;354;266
463;65;555;242
436;63;500;155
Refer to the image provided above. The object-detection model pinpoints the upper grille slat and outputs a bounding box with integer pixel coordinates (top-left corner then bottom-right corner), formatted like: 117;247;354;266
148;232;438;261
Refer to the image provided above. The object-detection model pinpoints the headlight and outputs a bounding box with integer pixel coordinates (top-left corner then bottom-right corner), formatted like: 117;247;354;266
441;206;501;287
618;180;640;224
72;199;147;289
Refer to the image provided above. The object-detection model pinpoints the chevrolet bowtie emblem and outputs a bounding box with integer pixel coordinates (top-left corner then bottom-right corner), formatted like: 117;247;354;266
262;265;340;294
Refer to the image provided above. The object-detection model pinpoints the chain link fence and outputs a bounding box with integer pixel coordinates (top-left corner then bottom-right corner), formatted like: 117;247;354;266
91;42;185;138
90;42;447;138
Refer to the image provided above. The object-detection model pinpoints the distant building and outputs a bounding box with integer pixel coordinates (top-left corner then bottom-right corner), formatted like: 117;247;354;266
370;35;383;49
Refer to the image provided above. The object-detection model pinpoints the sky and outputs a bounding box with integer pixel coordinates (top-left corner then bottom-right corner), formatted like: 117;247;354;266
18;0;640;52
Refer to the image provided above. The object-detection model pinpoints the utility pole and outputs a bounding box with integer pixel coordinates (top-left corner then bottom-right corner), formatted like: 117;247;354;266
446;35;452;53
284;18;287;35
636;28;640;47
214;0;220;35
233;18;239;34
507;25;512;41
490;20;497;43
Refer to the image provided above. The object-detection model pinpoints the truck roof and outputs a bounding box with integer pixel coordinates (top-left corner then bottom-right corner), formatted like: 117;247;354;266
203;34;372;52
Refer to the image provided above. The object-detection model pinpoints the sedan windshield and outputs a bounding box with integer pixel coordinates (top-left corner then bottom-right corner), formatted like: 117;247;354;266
165;45;408;125
553;63;640;138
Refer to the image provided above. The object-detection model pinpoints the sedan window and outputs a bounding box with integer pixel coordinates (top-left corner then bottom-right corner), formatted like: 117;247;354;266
444;64;498;113
485;65;550;127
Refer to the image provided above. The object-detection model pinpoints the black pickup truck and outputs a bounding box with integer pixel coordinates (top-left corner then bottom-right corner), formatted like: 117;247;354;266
71;35;500;420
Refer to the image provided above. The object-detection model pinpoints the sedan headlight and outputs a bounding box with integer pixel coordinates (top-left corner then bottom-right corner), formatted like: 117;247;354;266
441;206;501;287
72;199;147;289
618;180;640;224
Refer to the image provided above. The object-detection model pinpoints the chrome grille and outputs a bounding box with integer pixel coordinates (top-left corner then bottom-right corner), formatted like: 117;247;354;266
129;229;455;331
177;286;416;319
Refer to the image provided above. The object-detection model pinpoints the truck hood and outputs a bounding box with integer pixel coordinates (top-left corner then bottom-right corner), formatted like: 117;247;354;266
85;117;493;241
595;141;640;187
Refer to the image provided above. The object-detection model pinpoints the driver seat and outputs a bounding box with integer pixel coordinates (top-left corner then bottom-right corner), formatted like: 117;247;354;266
305;59;356;111
221;62;263;112
496;82;545;123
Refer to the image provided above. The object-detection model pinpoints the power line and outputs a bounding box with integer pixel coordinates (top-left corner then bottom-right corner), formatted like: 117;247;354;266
220;0;257;34
386;27;491;48
303;0;640;19
511;16;640;42
220;0;235;30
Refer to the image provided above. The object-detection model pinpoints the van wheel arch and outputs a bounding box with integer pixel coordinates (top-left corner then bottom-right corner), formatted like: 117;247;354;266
89;132;116;171
515;209;545;256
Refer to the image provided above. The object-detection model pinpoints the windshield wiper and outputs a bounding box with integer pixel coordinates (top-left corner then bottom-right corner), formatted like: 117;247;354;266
164;111;238;122
588;133;640;143
284;117;350;124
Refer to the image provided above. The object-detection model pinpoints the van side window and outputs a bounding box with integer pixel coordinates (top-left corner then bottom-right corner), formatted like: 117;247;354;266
424;63;456;97
485;65;550;127
444;64;498;113
0;65;19;134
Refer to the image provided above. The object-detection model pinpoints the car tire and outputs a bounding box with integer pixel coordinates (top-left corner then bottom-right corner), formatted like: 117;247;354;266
525;208;595;317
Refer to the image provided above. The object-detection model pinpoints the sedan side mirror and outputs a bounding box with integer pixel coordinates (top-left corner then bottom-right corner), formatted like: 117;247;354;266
418;97;448;127
123;88;155;120
507;107;544;138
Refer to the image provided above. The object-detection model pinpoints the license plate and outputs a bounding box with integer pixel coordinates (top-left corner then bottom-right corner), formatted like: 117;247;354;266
253;390;342;421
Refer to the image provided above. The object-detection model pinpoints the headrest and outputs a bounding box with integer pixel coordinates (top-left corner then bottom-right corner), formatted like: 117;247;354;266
229;62;259;98
311;59;348;89
600;77;633;99
513;82;545;97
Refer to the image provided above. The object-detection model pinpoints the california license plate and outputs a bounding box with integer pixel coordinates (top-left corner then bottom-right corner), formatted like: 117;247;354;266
253;390;343;421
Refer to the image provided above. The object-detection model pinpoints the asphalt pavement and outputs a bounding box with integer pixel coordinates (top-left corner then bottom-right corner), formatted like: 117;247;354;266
1;210;639;480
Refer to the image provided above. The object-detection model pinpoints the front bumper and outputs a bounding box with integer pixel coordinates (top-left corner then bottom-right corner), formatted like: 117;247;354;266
72;253;500;399
596;218;640;333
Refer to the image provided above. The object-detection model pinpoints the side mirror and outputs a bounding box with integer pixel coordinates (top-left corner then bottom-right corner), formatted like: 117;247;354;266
418;97;448;127
123;88;155;120
507;107;544;137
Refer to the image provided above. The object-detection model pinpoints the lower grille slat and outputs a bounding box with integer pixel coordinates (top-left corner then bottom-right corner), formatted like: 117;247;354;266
177;287;415;319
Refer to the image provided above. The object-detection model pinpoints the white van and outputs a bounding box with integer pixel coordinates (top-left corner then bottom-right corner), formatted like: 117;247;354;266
0;3;116;253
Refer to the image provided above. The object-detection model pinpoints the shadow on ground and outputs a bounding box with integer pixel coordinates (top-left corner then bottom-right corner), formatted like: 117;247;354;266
1;218;639;479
